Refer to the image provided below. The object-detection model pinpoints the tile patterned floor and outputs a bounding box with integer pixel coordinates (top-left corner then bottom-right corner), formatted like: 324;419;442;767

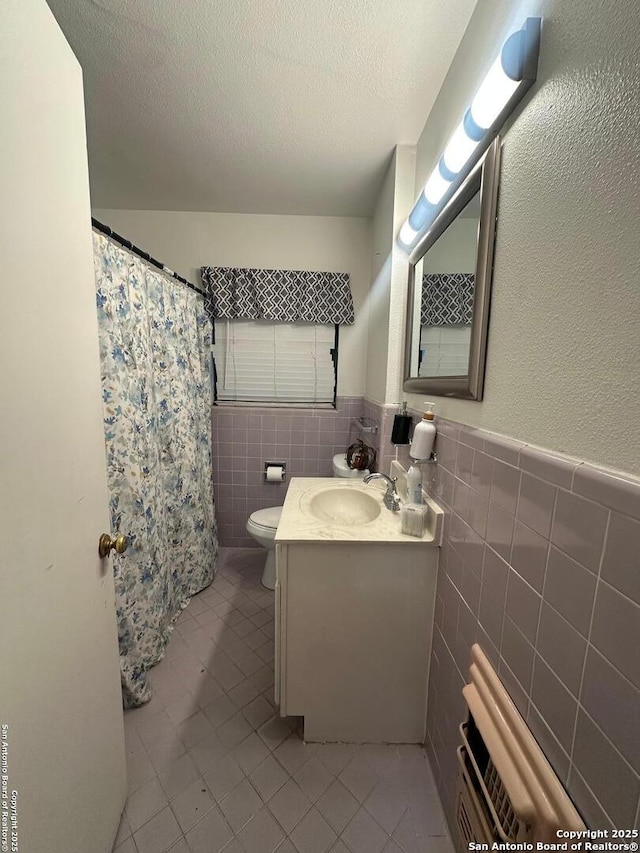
112;548;454;853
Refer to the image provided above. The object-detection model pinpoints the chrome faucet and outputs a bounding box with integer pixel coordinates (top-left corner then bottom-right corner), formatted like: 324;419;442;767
364;473;401;512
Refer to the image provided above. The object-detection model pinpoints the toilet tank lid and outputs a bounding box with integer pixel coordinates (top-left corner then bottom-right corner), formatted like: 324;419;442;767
250;506;283;529
332;453;351;472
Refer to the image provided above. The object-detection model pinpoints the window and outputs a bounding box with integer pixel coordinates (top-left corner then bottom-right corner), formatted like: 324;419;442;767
212;319;338;406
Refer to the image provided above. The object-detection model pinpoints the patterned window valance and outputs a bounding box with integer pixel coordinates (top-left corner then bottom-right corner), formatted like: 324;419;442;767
201;266;354;325
421;273;475;326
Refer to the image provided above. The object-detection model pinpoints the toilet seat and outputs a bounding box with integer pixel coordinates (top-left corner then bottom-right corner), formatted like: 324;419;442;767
248;506;282;533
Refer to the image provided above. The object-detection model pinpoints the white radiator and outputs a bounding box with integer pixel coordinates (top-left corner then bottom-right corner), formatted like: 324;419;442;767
455;644;585;850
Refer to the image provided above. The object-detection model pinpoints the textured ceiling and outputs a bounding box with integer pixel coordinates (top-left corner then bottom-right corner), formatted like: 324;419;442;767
46;0;478;215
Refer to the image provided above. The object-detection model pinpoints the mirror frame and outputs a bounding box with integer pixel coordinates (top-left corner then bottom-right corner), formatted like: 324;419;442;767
403;136;501;400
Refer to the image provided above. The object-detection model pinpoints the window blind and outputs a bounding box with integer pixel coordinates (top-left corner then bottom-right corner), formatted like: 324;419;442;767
212;319;337;405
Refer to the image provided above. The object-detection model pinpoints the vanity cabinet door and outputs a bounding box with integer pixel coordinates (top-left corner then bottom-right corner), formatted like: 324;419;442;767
280;542;438;742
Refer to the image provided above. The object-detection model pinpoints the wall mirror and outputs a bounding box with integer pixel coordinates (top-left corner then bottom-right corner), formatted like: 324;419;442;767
404;137;501;400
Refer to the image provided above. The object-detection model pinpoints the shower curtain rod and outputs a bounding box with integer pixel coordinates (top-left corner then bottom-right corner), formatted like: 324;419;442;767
92;217;206;298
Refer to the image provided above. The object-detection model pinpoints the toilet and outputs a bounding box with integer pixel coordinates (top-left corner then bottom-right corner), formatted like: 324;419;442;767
331;452;370;480
247;453;370;589
246;506;283;591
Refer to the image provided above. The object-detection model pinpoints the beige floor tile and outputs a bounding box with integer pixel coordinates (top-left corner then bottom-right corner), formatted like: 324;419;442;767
288;807;337;853
170;777;215;833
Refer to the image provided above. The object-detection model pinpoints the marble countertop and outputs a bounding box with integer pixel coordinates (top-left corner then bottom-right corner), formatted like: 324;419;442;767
275;477;443;545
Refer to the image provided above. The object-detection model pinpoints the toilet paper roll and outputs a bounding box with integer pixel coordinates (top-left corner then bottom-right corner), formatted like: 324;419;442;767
266;465;285;482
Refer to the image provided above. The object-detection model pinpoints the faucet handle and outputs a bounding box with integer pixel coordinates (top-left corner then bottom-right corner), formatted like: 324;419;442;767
363;473;400;510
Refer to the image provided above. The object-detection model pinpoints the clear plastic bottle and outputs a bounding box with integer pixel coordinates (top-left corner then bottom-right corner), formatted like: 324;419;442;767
407;462;423;504
410;402;436;460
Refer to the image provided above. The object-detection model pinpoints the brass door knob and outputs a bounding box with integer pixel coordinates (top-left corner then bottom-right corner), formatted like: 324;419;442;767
98;533;128;558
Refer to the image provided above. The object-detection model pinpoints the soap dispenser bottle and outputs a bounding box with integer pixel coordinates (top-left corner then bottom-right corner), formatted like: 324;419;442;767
410;402;437;461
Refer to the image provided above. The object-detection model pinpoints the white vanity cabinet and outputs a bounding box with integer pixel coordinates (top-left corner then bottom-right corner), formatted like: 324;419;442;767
274;477;443;744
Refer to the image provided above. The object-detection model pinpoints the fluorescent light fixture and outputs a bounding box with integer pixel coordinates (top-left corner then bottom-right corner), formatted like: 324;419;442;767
423;167;451;206
442;120;482;174
399;220;419;245
471;54;521;129
398;17;541;249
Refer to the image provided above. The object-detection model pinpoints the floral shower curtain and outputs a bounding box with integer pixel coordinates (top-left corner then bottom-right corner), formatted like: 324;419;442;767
93;232;217;707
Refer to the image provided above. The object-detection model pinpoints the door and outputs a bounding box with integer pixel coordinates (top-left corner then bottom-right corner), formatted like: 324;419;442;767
0;2;126;852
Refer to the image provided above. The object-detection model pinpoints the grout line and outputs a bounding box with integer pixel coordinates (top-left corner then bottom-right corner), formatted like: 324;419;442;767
570;461;584;492
562;719;640;815
583;639;640;695
567;508;611;771
527;695;571;779
568;764;618;831
530;488;557;696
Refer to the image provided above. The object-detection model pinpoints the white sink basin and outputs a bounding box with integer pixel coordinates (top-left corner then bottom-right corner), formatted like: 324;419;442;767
278;477;444;543
305;487;381;526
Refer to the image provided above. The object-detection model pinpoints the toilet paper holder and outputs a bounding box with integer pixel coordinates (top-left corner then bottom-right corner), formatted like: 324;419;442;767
264;461;287;482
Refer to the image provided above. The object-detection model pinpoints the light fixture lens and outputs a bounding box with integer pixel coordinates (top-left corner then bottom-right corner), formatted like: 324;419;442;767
399;220;418;246
422;167;451;206
470;53;520;130
442;121;481;174
408;194;432;231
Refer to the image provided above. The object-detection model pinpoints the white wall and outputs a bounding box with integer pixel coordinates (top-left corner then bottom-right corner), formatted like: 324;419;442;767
365;154;395;404
93;210;371;397
364;145;416;406
423;217;477;274
384;146;418;406
400;0;640;476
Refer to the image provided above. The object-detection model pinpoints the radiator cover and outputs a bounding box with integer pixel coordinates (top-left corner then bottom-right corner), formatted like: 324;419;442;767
455;644;585;850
